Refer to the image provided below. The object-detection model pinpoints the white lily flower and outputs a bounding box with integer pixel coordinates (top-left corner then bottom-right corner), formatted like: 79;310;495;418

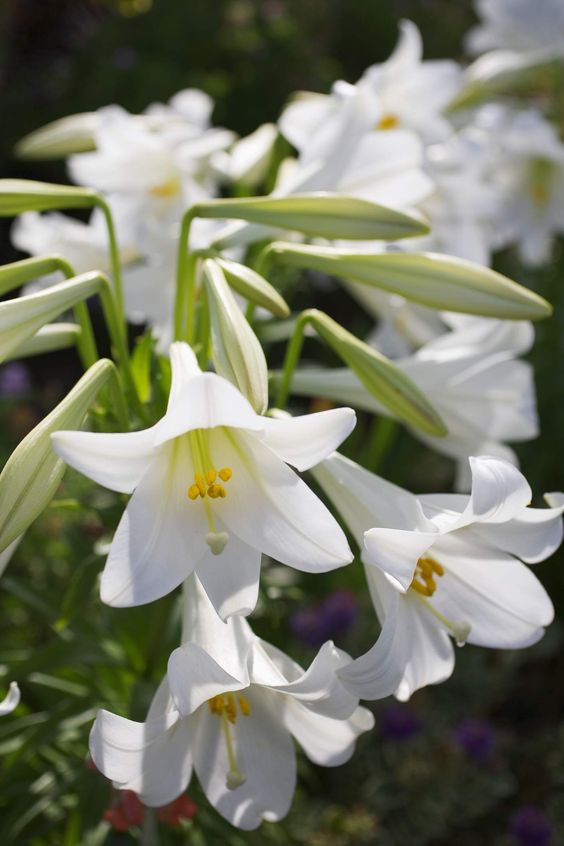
476;107;564;266
0;682;20;716
466;0;564;57
211;123;278;187
313;453;563;701
51;342;355;617
287;317;537;490
89;575;373;830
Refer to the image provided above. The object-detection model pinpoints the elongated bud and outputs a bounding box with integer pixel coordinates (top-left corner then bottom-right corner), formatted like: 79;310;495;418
14;113;99;160
7;323;81;359
448;50;560;112
0;179;98;216
193;193;429;245
0;360;122;552
216;258;289;318
305;310;447;437
203;259;269;414
0;272;102;364
266;243;551;321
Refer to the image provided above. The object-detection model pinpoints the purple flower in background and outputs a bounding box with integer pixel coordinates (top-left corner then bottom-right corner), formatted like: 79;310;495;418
509;806;552;846
454;717;496;763
0;363;31;397
380;703;422;741
290;589;358;647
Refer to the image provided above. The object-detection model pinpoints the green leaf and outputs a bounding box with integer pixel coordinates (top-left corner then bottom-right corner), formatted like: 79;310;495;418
130;331;155;404
0;359;120;552
7;323;81;359
0;179;97;216
305;310;447;437
216;257;290;317
195;193;429;242
266;243;552;320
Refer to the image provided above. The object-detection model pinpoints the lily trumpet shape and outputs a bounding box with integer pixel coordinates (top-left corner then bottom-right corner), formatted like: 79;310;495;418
89;576;374;830
313;453;563;701
51;343;355;617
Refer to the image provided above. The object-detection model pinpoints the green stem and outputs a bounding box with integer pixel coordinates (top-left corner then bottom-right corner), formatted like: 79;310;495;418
96;197;125;319
174;209;197;342
197;283;211;369
274;310;312;408
140;808;159;846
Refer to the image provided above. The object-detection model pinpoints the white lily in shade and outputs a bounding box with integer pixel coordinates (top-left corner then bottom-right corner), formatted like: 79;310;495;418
89;575;374;830
0;682;20;716
313;453;563;701
287;316;537;490
466;0;564;57
51;342;355;617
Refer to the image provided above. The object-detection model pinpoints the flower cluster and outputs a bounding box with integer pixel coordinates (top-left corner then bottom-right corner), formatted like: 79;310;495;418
0;0;562;837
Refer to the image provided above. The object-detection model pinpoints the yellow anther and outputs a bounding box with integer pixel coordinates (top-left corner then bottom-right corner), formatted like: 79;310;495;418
531;182;548;206
188;484;200;501
219;467;232;482
206;469;217;485
238;696;251;716
377;113;399;130
149;179;181;198
225;694;237;724
411;579;434;597
218;486;227;498
195;473;206;497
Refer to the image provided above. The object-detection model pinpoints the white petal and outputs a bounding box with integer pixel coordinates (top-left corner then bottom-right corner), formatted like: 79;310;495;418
363;527;440;592
433;545;554;648
192;689;296;830
51;427;157;494
168;643;248;717
181;574;256;677
155;371;262;445
282;699;374;766
462;456;532;525
338;593;410;701
394;599;455;701
0;682;20;716
100;440;207;606
167;342;201;409
469;502;564;563
265;641;358;719
260;408;356;471
89;709;193;807
196;533;262;620
219;431;352;572
313;451;434;550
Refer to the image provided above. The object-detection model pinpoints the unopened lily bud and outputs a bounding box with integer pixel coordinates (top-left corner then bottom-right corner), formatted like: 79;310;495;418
305;309;447;437
0;179;97;216
266;243;551;321
14;113;99;160
216;258;290;318
203;259;269;414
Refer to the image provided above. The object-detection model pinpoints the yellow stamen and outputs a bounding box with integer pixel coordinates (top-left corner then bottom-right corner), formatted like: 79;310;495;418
195;473;206;497
410;555;444;597
377;113;399;130
149;179;181;198
206;469;217;485
219;467;232;482
187;484;200;500
207;693;251;791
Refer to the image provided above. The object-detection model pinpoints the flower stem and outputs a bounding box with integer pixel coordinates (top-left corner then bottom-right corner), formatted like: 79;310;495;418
174;208;198;342
274;310;312;408
96;196;125;318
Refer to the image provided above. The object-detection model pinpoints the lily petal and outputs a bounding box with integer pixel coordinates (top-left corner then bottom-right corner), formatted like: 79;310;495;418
282;699;374;766
363;526;440;592
100;440;207;606
196;531;262;621
219;431;352;572
89;709;193;808
51;427;157;494
168;643;248;717
260;408;356;471
0;682;20;716
192;689;296;831
395;599;455;701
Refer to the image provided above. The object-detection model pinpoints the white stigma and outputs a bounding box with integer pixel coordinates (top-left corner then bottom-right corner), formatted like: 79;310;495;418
226;770;247;790
206;531;229;555
453;622;471;647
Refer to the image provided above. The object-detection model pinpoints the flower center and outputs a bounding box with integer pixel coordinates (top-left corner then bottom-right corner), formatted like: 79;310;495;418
186;430;233;555
409;555;471;646
149;178;181;199
208;693;251;790
409;555;444;597
377;113;399;130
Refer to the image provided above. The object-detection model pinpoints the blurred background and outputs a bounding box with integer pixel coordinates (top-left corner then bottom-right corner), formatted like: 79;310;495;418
0;2;563;844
